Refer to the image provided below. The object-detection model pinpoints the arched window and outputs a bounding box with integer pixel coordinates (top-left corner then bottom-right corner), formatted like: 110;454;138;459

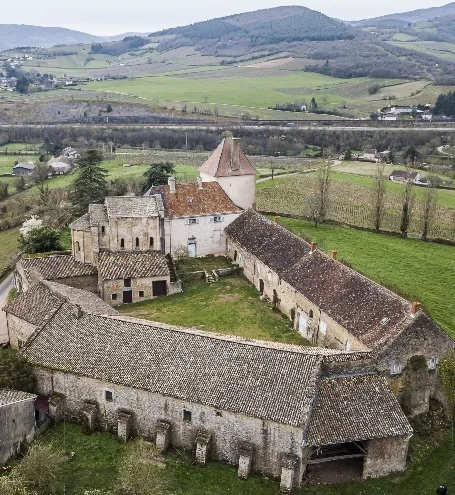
75;241;80;252
309;309;314;319
149;237;154;249
135;237;140;249
120;238;125;249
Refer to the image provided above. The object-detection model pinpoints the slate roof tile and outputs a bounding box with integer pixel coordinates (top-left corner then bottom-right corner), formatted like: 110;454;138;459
20;255;97;281
105;196;163;218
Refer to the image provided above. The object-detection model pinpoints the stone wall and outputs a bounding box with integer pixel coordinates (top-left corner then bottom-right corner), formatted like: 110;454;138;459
33;367;304;480
107;217;161;253
101;275;171;306
72;229;93;264
56;274;99;293
7;314;37;349
226;237;367;351
0;399;36;466
363;435;410;478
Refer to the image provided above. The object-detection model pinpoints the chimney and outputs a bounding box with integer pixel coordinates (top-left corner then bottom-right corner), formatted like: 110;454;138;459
274;216;279;223
230;138;241;171
411;302;421;316
311;242;317;253
73;304;83;319
331;250;337;260
168;177;176;194
197;177;203;190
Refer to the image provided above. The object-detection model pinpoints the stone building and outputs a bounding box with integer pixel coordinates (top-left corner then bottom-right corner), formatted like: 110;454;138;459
225;210;455;416
4;280;118;349
98;251;178;305
22;299;412;490
199;137;258;210
145;179;241;257
0;389;37;465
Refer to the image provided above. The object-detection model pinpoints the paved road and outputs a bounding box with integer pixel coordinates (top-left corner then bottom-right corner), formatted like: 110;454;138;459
0;273;13;345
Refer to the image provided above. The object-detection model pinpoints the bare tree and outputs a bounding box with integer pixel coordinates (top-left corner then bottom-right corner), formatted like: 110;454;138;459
421;178;438;241
372;164;387;232
311;164;331;226
400;167;415;237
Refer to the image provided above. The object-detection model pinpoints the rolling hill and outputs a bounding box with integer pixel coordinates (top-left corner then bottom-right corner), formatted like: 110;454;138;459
352;2;455;26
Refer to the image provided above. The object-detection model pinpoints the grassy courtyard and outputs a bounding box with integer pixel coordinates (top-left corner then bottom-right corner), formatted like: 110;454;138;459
275;218;455;337
26;422;455;495
119;274;306;345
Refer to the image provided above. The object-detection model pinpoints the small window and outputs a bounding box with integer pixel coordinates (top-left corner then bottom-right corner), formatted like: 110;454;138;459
120;238;125;249
257;263;261;273
111;293;117;301
139;290;144;298
391;362;402;375
319;320;327;335
185;218;197;225
215;411;222;417
213;216;223;223
135;237;140;249
124;279;131;288
149;237;154;248
76;241;80;252
101;226;105;235
187;198;193;205
183;409;192;422
227;243;232;252
345;339;352;352
105;390;113;402
309;309;314;319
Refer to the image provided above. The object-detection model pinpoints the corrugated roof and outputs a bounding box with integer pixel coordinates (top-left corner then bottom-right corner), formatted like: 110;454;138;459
98;251;170;280
200;138;258;178
225;211;414;350
105;196;164;218
306;375;412;445
149;182;241;217
24;305;325;427
0;389;36;407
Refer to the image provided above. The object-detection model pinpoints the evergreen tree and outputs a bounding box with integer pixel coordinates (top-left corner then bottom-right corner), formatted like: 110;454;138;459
142;162;175;193
70;149;108;214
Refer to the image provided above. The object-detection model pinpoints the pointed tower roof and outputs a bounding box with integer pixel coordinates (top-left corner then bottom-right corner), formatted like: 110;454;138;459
200;137;258;178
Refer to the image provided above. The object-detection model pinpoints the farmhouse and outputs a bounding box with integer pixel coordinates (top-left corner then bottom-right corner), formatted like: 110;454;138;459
21;297;412;490
47;155;73;175
389;169;422;184
12;161;35;175
0;389;37;466
359;148;380;162
225;210;454;415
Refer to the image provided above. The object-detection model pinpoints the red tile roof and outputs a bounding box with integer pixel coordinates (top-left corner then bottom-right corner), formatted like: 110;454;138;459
150;182;241;218
199;137;258;178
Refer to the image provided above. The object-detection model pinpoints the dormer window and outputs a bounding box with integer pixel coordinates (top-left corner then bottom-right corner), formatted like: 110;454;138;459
188;198;193;205
380;317;389;326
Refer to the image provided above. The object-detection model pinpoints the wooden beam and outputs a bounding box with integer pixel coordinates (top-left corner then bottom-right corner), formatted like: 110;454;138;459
353;441;367;455
303;453;365;465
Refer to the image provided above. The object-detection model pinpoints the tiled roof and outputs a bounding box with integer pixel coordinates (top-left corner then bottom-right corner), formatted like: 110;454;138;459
24;305;328;427
306;374;412;445
199;137;258;178
21;255;97;282
69;213;90;231
224;209;311;277
13;162;35;170
105;196;164;218
98;251;170;280
148;182;241;217
89;204;108;225
4;280;118;325
225;211;412;350
0;389;36;406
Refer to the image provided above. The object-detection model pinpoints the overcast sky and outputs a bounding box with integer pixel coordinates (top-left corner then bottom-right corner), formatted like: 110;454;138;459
1;0;451;36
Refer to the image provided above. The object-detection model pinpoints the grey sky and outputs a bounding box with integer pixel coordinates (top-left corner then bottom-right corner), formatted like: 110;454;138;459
1;0;451;36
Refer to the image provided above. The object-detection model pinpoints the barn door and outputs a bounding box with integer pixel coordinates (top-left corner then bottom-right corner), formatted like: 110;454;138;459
152;280;167;297
123;290;133;304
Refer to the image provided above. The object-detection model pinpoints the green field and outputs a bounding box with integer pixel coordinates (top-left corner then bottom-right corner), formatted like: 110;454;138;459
119;274;306;345
0;227;19;270
274;218;455;336
23;418;454;495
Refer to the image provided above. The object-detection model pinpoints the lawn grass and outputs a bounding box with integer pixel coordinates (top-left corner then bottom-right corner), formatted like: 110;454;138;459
0;227;20;269
119;275;306;345
35;421;455;495
275;217;455;336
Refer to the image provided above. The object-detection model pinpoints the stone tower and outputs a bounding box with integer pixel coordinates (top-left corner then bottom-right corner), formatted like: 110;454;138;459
199;137;258;210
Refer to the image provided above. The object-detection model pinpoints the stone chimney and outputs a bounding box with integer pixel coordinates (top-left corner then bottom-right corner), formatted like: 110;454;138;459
168;177;176;194
331;250;337;260
311;242;317;253
230;138;241;171
411;302;421;316
197;177;203;190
